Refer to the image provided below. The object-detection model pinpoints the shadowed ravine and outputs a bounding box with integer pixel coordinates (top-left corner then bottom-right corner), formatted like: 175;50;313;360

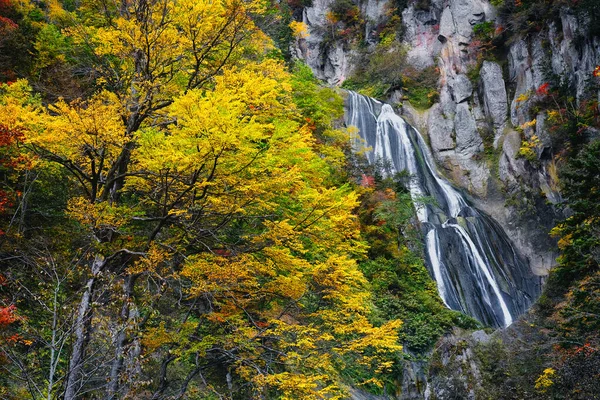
345;91;542;327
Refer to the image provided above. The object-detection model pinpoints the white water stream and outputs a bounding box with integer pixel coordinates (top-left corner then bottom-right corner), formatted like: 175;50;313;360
346;91;540;327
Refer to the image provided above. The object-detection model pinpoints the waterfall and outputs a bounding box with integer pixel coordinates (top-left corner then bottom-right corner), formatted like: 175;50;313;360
345;91;541;327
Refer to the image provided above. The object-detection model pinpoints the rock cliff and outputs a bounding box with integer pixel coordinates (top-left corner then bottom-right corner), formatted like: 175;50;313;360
293;0;600;280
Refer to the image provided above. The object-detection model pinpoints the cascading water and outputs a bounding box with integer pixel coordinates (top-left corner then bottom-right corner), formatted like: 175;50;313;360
345;91;542;327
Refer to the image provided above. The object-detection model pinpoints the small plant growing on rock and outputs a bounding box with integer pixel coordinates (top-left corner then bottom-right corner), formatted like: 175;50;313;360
534;368;555;393
516;117;540;164
289;21;309;39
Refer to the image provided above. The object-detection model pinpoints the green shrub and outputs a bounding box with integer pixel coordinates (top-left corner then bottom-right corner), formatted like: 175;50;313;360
341;42;408;98
402;66;439;110
473;21;495;38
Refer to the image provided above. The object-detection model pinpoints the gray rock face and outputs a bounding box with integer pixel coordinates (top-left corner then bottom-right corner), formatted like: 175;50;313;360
555;9;600;100
427;330;484;400
531;36;546;90
508;39;533;128
438;7;455;42
450;74;473;103
454;103;482;153
402;4;443;69
415;0;495;197
428;97;489;196
535;112;551;152
492;129;559;276
509;11;600;130
498;130;523;187
439;85;456;117
362;0;389;44
322;44;349;84
401;357;428;400
302;0;330;26
428;104;455;154
294;37;350;85
498;10;600;278
479;61;508;146
471;330;491;344
292;0;353;85
450;0;484;38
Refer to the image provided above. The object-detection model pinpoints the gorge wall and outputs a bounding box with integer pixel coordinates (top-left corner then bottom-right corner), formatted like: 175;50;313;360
293;0;600;284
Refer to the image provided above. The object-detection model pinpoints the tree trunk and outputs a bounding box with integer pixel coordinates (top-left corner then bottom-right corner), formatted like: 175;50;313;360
64;255;105;400
107;275;134;399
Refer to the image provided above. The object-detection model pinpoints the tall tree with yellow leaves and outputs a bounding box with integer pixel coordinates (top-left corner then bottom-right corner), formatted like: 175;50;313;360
0;0;402;398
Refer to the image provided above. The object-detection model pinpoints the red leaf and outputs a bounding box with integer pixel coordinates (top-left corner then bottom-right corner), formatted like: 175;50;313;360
536;82;550;96
360;174;375;188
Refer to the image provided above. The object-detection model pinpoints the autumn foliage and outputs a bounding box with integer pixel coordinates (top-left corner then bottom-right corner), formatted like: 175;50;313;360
0;0;16;33
536;82;550;96
0;0;402;398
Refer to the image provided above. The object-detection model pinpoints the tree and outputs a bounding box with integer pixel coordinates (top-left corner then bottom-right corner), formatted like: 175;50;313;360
551;139;600;279
0;1;402;398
